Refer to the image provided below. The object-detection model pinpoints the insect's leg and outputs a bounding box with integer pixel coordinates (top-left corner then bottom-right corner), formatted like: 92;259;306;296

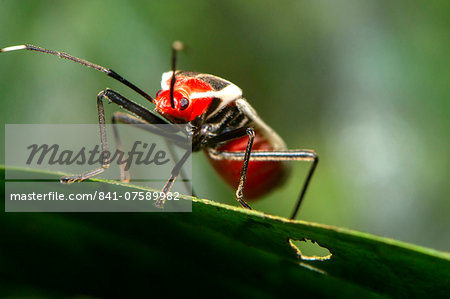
111;112;137;182
164;138;196;197
204;127;256;210
207;148;319;219
97;89;179;132
154;149;192;209
111;111;193;194
290;153;318;219
60;90;111;183
235;128;255;209
61;89;184;183
111;111;173;183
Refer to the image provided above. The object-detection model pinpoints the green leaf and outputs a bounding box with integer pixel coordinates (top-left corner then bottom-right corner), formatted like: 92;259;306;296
1;166;449;297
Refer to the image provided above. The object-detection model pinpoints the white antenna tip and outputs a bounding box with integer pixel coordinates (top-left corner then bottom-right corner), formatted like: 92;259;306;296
0;45;27;53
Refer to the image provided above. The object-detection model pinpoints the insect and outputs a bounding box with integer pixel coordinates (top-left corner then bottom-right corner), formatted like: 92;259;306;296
0;42;318;219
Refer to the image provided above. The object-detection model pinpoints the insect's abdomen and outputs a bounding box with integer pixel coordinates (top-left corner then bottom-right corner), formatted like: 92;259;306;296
206;130;289;199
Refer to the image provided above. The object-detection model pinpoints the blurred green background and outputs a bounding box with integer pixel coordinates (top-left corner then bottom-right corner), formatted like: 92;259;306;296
0;0;448;251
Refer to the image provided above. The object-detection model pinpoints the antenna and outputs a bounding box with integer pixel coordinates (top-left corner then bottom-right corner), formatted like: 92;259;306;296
169;41;184;109
0;44;155;103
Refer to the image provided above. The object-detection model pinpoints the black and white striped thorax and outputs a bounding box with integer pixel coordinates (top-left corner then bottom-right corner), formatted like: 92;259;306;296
204;98;287;151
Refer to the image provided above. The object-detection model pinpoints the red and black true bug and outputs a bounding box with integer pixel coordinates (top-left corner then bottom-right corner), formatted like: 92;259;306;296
0;42;318;219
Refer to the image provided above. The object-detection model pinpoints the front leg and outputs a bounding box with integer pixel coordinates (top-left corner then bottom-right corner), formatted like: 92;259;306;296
111;111;194;197
61;88;173;183
60;90;112;183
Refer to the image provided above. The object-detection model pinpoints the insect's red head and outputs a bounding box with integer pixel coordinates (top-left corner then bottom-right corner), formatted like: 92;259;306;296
154;75;214;123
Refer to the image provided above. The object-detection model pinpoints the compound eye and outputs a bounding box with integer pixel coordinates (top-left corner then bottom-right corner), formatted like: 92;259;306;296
155;90;162;97
180;97;189;110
